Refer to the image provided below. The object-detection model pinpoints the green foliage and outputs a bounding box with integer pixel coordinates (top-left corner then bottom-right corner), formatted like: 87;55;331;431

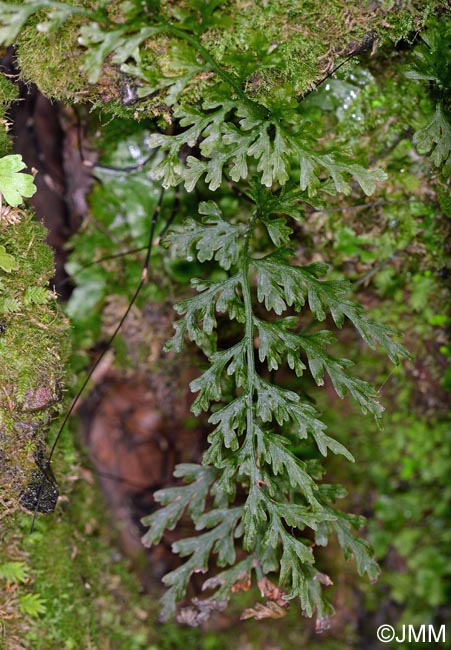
372;418;451;613
407;19;451;174
64;120;175;352
141;187;408;619
415;102;451;171
0;0;439;114
406;18;451;92
0;480;343;650
23;285;52;305
0;75;17;156
0;154;36;206
0;1;103;46
1;469;161;649
305;25;451;635
0;560;29;583
0;242;18;272
18;592;47;617
2;0;448;632
148;95;387;194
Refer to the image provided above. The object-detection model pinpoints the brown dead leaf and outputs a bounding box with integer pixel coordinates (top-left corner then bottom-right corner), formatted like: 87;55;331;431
257;576;286;602
240;600;289;621
231;572;252;593
314;571;334;586
202;569;251;594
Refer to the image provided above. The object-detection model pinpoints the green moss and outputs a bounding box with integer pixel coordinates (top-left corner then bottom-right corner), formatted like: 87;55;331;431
0;467;154;649
16;15;92;103
15;14;160;121
0;74;17;155
203;0;444;97
0;72;17;106
1;446;342;649
0;215;70;503
12;0;446;114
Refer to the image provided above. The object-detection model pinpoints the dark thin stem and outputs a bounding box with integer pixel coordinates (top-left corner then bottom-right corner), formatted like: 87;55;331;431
296;53;355;103
223;174;255;204
90;153;155;174
369;129;414;165
92;468;159;490
58;187;180;289
353;251;403;288
313;54;354;90
59;190;179;288
63;247;149;281
311;199;427;214
160;189;180;239
85;214;121;244
163;23;245;100
30;187;166;532
73;103;158;173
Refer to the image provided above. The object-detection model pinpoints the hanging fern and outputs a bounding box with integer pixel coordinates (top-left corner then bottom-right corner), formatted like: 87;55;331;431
0;0;423;626
140;186;409;621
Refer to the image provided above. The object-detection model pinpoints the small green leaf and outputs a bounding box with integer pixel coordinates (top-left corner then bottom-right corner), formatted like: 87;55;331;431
23;286;51;305
141;464;217;546
168;204;246;270
0;244;18;272
332;513;380;583
415;103;451;171
0;154;36;207
0;561;29;583
261;215;293;247
18;593;47;617
312;430;355;462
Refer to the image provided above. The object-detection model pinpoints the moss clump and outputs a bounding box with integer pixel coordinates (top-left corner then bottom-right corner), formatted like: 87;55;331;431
0;73;17;154
200;0;434;97
0;72;17;106
0;215;70;506
15;15;92;104
11;0;446;117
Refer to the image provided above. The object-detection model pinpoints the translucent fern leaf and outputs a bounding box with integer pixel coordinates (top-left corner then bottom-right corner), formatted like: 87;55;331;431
415;103;451;171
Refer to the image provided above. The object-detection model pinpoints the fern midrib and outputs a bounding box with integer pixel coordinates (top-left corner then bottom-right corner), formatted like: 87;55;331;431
241;213;259;483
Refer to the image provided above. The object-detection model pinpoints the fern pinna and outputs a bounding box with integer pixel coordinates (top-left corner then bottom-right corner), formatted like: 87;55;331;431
0;0;412;625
